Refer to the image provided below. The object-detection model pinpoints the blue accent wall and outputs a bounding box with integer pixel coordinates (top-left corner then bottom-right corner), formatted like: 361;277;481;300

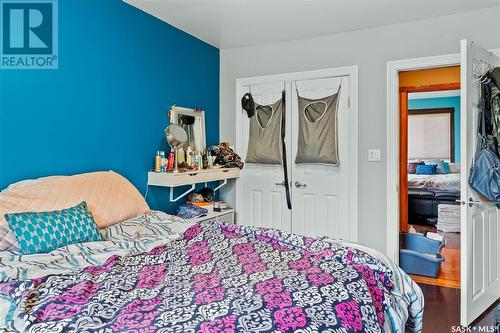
408;96;460;162
0;0;220;213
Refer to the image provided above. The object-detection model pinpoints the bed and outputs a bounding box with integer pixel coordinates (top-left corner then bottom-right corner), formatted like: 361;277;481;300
0;172;424;332
407;173;460;192
0;211;423;332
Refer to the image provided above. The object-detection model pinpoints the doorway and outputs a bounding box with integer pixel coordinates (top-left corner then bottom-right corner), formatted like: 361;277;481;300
387;41;500;327
398;66;461;289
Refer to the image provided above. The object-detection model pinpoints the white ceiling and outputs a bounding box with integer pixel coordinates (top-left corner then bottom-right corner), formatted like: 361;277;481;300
124;0;500;49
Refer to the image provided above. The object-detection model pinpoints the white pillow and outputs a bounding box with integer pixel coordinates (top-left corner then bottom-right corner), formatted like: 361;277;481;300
449;163;461;174
3;175;63;192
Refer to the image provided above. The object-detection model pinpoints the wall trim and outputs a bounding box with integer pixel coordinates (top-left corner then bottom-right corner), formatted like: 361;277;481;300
235;66;359;242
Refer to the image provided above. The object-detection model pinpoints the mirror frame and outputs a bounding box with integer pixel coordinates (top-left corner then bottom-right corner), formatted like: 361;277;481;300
169;105;206;151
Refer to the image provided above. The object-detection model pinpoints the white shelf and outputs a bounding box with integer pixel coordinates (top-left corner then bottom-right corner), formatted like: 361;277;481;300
147;168;240;202
148;168;240;187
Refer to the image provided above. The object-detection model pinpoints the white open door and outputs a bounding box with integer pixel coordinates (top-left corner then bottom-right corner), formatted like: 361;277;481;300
460;39;500;326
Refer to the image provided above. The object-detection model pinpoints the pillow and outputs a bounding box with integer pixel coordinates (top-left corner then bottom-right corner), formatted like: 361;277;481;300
0;171;149;250
416;164;437;175
425;160;448;174
442;162;451;174
4;202;103;255
449;163;461;174
2;176;63;192
408;161;424;174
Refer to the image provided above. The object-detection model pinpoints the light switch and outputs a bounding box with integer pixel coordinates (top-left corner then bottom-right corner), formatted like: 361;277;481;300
368;149;381;162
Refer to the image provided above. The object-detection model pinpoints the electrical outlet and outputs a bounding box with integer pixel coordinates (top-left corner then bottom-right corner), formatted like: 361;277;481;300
368;149;381;162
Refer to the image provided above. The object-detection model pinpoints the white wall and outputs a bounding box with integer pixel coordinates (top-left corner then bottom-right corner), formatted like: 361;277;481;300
220;7;500;254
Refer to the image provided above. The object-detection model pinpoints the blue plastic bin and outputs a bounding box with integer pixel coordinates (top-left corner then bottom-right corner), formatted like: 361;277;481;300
399;233;445;278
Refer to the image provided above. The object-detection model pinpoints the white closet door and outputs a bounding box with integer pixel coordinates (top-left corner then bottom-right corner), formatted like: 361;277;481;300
236;81;292;231
291;77;354;240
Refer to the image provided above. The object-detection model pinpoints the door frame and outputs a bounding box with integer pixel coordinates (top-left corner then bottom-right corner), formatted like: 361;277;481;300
235;66;359;241
386;53;461;264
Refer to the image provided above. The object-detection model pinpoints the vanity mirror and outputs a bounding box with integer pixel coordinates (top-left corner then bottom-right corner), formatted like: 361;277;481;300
169;106;206;152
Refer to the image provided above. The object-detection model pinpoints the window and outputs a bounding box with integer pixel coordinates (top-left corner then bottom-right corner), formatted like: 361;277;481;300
408;108;454;161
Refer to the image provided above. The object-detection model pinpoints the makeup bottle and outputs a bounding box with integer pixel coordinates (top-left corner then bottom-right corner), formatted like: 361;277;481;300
154;151;161;172
202;150;208;169
207;150;213;169
167;151;175;172
160;151;166;172
177;146;185;165
197;152;202;170
186;147;192;165
193;151;199;170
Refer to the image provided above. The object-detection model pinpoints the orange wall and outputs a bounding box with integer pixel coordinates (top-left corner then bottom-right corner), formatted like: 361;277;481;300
399;66;460;87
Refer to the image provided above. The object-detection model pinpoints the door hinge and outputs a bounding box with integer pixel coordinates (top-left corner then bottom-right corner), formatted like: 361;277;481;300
348;97;351;108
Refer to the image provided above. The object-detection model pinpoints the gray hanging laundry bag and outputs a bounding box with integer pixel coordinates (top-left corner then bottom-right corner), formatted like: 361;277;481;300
295;88;340;165
244;90;292;210
246;98;284;164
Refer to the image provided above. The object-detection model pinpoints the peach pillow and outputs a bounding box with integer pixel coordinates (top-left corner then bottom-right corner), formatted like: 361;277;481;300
0;171;150;250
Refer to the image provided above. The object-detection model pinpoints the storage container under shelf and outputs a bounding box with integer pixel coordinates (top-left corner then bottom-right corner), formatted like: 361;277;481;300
189;209;235;225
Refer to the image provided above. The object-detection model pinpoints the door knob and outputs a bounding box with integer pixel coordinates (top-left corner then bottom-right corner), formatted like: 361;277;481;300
275;181;285;186
294;181;307;188
468;197;481;207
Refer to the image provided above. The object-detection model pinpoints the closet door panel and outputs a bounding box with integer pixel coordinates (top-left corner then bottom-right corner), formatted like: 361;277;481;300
291;77;353;240
236;81;292;232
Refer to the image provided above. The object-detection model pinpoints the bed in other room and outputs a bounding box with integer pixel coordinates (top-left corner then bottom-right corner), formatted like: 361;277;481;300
408;161;460;225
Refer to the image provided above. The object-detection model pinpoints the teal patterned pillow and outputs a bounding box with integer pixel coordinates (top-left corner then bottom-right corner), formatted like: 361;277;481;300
4;202;104;255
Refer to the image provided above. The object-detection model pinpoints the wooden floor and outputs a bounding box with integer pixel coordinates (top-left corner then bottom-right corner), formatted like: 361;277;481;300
418;284;460;332
407;224;500;331
409;224;460;288
419;283;500;332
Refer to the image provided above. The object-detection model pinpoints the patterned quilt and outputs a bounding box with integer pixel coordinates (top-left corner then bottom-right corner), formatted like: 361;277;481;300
0;218;424;333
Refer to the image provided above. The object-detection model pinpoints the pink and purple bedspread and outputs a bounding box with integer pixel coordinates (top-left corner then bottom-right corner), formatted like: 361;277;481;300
1;221;417;332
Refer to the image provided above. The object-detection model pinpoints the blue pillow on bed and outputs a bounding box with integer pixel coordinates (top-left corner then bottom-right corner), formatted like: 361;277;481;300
415;164;437;175
442;162;451;174
4;201;103;255
425;159;450;174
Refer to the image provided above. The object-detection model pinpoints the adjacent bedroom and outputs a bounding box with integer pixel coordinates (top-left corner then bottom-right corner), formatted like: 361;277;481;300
1;1;499;333
398;67;462;290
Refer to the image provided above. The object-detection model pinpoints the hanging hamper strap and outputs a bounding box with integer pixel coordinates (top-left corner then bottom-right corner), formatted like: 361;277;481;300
281;89;292;210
